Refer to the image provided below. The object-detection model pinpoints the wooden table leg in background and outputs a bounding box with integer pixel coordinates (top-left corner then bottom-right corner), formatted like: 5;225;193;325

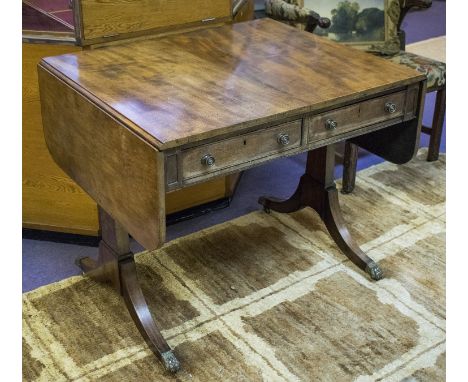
341;141;359;194
76;208;181;373
259;144;384;281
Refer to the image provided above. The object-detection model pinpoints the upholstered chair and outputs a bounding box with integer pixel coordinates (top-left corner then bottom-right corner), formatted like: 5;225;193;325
265;0;446;194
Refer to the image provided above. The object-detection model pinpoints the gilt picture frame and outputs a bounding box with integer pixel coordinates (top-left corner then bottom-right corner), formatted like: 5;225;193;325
301;0;400;54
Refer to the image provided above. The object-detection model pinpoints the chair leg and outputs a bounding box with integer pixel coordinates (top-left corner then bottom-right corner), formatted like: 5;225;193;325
341;141;359;194
427;86;446;162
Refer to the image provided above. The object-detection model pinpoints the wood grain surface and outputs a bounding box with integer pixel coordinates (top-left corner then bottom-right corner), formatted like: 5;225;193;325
307;90;407;142
77;0;231;43
38;67;165;249
233;0;255;23
23;40;241;235
41;19;424;151
181;120;302;180
22;42;100;236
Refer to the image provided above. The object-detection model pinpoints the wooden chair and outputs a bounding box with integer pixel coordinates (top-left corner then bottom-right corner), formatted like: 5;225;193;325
265;0;446;194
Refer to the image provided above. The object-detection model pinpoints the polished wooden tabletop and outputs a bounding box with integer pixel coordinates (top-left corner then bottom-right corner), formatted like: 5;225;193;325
38;19;426;370
41;18;423;150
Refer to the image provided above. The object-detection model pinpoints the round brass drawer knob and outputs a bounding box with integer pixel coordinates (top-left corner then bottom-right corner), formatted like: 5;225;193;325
201;154;215;167
325;119;338;130
385;102;397;114
277;133;290;146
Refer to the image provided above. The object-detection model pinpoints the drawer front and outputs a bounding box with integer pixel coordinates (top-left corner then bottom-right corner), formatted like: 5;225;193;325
308;90;407;142
181;120;302;180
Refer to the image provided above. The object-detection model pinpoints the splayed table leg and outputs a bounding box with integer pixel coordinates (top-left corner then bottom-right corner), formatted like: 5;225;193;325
259;144;383;281
76;207;181;372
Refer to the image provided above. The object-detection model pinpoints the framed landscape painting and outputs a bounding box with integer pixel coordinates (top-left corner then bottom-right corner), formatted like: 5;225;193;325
302;0;400;54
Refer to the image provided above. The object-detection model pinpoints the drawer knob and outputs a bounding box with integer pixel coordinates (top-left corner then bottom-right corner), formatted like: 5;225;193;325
385;102;397;114
201;154;215;167
325;119;338;130
277;133;290;146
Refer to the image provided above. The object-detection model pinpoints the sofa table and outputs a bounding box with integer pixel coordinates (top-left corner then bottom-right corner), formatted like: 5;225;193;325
38;19;426;372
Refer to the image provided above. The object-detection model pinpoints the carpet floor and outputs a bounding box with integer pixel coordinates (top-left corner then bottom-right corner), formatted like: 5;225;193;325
406;36;446;63
23;149;445;381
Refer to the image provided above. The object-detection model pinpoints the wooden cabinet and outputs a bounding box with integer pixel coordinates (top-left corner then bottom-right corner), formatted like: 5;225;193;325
23;43;96;235
23;0;232;44
23;0;253;236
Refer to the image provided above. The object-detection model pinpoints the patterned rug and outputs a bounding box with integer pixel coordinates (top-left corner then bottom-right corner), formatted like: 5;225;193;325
23;149;445;381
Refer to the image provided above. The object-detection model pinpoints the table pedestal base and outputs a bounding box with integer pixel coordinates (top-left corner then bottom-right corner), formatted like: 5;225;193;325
75;145;382;372
259;145;383;281
76;209;181;373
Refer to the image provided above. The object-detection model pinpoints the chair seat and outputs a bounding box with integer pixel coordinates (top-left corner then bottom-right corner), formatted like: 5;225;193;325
384;51;446;91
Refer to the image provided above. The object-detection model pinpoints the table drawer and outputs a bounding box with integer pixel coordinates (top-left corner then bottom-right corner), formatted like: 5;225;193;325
181;120;302;180
307;90;407;142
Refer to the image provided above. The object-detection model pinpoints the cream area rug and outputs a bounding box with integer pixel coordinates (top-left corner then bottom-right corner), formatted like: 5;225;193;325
406;36;446;63
23;149;445;381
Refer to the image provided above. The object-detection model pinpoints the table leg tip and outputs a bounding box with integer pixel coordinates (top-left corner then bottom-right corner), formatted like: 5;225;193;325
75;256;93;270
366;261;384;281
161;350;180;373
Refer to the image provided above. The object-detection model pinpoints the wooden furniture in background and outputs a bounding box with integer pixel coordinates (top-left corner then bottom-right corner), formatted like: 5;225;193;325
265;0;445;194
233;0;256;22
38;19;425;371
23;41;94;235
341;0;445;192
23;0;253;236
23;0;232;44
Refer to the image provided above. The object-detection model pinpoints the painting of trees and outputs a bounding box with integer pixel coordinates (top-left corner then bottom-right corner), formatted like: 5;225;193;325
329;1;360;35
355;7;385;40
311;0;385;42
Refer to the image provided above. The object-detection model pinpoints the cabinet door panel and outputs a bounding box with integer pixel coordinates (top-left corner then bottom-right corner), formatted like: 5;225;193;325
77;0;231;44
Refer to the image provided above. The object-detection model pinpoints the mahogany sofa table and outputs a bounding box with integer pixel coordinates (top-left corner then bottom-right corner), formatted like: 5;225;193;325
38;19;426;373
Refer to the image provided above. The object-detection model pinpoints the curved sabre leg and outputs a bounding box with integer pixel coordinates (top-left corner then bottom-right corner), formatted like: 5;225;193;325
76;207;180;373
322;188;383;280
258;146;383;280
258;176;305;213
120;258;180;373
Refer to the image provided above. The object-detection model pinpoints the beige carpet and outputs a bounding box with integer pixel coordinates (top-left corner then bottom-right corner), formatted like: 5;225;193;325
23;149;445;381
406;36;446;63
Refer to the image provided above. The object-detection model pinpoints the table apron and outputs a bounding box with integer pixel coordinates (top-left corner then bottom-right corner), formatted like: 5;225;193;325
165;84;421;192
